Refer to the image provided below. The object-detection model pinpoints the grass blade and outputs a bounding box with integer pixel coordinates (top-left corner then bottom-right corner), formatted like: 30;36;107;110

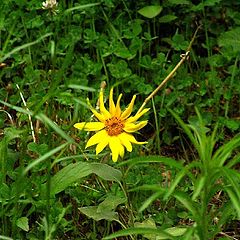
103;227;174;240
23;142;69;175
36;113;74;143
0;33;53;62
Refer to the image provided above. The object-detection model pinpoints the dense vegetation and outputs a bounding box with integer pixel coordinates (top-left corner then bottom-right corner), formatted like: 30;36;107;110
0;0;240;239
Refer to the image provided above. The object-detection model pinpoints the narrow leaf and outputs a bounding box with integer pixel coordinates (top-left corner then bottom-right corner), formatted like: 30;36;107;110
103;227;174;240
225;188;240;219
139;191;163;212
23;143;69;175
36;113;74;143
0;33;53;62
65;3;100;14
168;108;199;151
0;236;13;240
173;191;199;219
164;168;188;200
118;155;183;170
192;175;206;200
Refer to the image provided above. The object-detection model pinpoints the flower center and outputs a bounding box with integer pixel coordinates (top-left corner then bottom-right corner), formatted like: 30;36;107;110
105;116;124;136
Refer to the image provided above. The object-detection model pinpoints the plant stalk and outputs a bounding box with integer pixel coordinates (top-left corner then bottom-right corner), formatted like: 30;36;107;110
137;25;201;114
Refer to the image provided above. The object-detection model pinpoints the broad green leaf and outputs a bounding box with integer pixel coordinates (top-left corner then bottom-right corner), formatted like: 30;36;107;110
16;217;29;232
165;227;187;237
27;142;49;156
97;195;126;212
138;5;162;19
159;15;177;23
79;206;119;221
90;163;122;182
108;60;132;78
224;118;239;131
79;195;125;221
3;127;23;142
50;162;92;195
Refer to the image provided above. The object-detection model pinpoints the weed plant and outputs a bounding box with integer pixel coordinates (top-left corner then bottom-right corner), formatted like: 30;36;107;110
0;0;240;239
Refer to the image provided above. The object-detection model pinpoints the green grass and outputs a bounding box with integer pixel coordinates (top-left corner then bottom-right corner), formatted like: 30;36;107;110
0;0;240;239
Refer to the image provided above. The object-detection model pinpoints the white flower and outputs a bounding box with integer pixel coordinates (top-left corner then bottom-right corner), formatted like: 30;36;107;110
42;0;58;10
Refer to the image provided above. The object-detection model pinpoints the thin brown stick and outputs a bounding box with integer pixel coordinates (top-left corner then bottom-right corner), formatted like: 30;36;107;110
137;25;201;114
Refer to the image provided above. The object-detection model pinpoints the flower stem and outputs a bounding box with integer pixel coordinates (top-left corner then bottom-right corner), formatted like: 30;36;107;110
137;25;201;114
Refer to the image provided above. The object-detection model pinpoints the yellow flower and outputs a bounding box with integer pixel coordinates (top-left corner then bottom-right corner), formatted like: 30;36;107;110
74;88;149;162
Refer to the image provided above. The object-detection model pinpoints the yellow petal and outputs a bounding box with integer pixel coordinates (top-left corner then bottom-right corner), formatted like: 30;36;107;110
125;108;150;123
121;95;136;120
125;133;147;145
119;143;125;158
99;90;111;118
109;88;116;115
115;93;122;117
74;122;104;131
96;137;109;154
86;130;108;148
123;121;148;132
90;107;106;122
109;136;122;162
118;132;133;152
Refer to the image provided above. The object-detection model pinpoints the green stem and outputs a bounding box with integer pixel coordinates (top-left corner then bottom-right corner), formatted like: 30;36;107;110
199;182;209;240
224;56;239;118
137;25;201;114
152;98;160;154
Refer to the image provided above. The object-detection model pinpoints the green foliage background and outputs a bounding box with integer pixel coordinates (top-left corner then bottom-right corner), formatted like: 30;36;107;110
0;0;240;239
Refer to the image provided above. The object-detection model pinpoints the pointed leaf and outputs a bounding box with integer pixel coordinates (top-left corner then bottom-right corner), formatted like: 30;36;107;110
90;163;122;182
98;195;126;212
16;217;29;232
79;206;119;221
138;5;162;19
51;162;92;195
